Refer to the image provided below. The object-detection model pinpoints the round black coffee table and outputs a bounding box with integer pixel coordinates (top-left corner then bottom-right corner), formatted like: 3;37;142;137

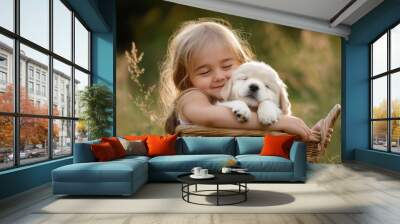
177;173;255;206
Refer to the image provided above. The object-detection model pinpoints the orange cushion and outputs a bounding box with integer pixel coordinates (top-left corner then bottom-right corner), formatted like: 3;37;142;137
146;134;178;157
101;137;126;158
91;142;117;161
124;135;148;141
259;134;295;159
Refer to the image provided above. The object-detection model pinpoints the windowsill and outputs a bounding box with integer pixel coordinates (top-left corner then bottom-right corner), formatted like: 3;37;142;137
356;148;400;157
355;148;400;172
0;156;72;175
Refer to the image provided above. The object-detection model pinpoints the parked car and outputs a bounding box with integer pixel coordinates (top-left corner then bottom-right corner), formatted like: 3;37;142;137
8;150;32;160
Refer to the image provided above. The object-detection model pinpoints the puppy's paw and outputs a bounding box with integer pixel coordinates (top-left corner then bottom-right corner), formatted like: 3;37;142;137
257;102;281;125
217;100;251;122
232;102;251;123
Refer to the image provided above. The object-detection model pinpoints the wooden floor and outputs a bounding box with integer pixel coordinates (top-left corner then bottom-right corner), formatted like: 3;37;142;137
1;162;400;224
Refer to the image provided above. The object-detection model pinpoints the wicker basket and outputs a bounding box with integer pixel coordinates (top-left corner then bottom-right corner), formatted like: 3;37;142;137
175;124;322;162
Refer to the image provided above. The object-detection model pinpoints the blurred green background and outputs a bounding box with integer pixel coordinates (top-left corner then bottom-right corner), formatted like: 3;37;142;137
116;0;341;163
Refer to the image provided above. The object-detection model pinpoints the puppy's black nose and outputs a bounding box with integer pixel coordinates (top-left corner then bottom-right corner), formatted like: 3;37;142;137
249;84;259;92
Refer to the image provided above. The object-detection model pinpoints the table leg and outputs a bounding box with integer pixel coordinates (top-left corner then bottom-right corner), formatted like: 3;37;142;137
245;183;247;201
187;184;190;202
217;184;219;206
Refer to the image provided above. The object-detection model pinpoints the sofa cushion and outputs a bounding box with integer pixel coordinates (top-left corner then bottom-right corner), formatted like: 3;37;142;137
114;155;150;163
148;154;235;172
236;155;293;172
73;139;101;163
52;158;147;183
91;142;118;161
101;137;127;158
118;138;147;156
147;134;178;157
259;135;295;159
236;137;263;155
177;137;235;155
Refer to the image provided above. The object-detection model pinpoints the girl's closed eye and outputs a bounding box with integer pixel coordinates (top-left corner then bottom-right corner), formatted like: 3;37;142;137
198;69;210;75
222;64;233;70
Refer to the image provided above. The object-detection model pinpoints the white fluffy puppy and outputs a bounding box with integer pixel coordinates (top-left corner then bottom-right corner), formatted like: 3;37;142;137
217;61;291;125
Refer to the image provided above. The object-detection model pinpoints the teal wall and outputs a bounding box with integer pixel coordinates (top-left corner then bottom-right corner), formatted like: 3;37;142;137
343;0;400;171
0;0;116;200
92;0;116;136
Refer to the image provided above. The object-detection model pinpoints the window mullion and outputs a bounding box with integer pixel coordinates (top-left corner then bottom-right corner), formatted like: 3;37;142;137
388;30;391;153
14;0;20;167
370;45;373;149
49;0;53;160
71;10;76;154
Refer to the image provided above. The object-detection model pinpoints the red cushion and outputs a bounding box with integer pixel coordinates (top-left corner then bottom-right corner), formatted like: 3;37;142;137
91;142;117;161
259;134;295;159
146;134;178;157
101;137;126;158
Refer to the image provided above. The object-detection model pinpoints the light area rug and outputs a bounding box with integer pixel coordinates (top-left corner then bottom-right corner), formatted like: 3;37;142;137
37;183;362;214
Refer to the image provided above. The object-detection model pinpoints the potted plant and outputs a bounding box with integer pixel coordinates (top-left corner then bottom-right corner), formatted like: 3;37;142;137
79;84;113;140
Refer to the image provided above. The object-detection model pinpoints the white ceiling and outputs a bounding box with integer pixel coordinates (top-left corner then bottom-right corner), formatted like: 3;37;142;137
165;0;384;38
228;0;352;22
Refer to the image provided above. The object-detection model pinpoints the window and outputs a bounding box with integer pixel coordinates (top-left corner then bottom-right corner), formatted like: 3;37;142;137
42;85;46;97
35;83;40;95
0;54;7;86
28;67;34;80
371;23;400;154
20;0;49;49
0;71;6;85
35;70;40;81
28;81;34;94
0;54;7;67
53;0;72;60
0;0;91;170
0;0;14;32
74;18;89;70
0;35;13;113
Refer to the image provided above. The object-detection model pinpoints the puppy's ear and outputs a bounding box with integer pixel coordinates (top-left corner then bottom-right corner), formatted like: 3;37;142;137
279;83;292;115
220;78;233;100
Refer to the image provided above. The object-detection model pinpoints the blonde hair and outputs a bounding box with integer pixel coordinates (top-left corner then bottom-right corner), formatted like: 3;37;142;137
159;18;256;133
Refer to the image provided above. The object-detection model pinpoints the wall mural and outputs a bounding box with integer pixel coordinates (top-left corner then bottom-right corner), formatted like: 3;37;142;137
116;0;341;163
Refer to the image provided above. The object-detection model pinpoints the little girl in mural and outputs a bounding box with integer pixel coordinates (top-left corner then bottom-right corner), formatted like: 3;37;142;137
159;18;340;150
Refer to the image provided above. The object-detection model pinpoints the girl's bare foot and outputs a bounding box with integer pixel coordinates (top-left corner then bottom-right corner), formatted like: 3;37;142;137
311;119;333;146
311;104;341;151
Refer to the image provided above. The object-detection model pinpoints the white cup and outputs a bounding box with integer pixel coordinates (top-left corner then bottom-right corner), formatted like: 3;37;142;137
191;167;202;176
221;167;232;174
200;169;208;176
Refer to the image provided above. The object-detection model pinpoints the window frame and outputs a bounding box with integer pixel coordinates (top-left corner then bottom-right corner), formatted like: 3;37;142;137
0;0;92;171
370;21;400;154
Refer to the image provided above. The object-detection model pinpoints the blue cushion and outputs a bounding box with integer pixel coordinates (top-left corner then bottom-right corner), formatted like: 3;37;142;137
236;155;293;172
149;154;235;172
177;137;235;155
236;137;264;155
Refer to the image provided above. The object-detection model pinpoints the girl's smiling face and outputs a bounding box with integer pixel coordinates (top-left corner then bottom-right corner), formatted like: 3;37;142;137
188;42;241;99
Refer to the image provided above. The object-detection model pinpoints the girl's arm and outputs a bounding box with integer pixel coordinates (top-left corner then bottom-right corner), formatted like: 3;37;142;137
181;91;264;130
180;91;311;140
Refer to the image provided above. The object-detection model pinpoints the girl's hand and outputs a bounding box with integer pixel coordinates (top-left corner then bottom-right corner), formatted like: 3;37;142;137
266;115;312;142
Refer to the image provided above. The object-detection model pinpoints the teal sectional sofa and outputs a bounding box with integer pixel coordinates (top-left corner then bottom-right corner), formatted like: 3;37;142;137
52;137;306;196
